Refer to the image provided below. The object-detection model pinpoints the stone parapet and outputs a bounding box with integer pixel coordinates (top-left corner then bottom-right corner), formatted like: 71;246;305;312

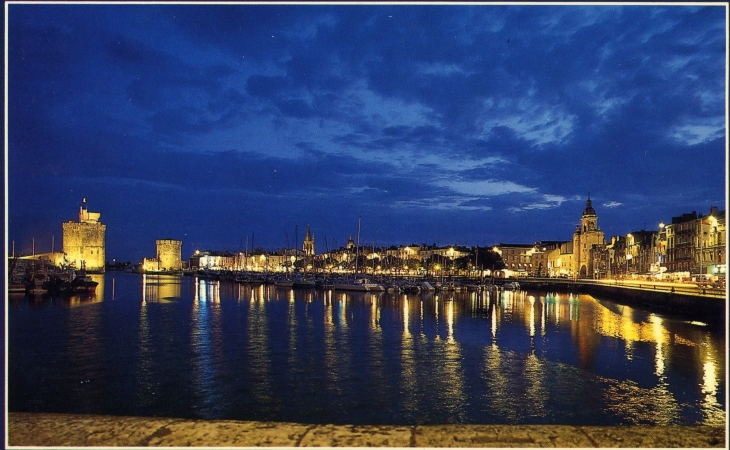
7;412;726;447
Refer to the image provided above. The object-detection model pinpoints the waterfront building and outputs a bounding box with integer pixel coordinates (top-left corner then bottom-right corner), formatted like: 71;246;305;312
625;230;657;275
494;243;535;276
652;223;668;274
665;211;697;274
493;242;567;277
62;198;106;272
604;236;626;278
546;241;573;277
572;197;605;278
700;206;725;278
189;250;237;270
531;241;564;277
664;206;726;278
398;245;421;260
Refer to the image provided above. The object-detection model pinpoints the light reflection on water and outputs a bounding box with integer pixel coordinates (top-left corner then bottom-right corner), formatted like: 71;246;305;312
7;273;726;426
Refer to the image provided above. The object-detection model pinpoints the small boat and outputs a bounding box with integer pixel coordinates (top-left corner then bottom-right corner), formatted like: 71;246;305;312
292;278;316;289
502;281;520;291
70;266;99;293
335;278;385;292
275;279;294;288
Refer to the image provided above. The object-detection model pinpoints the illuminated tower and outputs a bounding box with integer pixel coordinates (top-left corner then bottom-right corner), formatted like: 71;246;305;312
302;224;315;256
572;197;605;278
62;198;106;272
157;239;183;271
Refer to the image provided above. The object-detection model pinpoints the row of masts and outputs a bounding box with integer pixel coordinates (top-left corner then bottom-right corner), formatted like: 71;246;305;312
8;236;56;258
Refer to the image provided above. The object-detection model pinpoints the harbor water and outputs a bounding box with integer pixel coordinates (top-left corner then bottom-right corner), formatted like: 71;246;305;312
7;273;726;426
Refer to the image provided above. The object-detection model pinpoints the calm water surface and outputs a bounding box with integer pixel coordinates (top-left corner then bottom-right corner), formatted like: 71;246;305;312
7;273;726;426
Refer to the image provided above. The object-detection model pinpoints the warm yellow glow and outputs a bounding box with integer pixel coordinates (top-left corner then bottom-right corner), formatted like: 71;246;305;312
529;296;535;337
403;298;410;338
447;300;454;342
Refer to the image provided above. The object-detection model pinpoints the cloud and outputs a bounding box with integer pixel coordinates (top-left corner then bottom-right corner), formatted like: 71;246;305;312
508;193;572;213
439;179;535;197
7;4;726;261
478;96;577;147
669;118;724;146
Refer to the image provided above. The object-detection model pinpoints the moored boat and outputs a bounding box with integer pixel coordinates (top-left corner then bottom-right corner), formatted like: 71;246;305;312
335;278;385;292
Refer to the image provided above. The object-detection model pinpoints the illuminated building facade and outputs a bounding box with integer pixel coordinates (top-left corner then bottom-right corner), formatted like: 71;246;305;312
62;198;106;272
142;239;183;272
495;243;535;276
302;225;315;256
572;197;605;278
546;241;573;277
625;230;657;275
157;239;183;270
189;250;237;270
666;206;726;277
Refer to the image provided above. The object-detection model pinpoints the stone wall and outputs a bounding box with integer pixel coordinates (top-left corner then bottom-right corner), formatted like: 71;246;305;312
62;221;106;272
156;239;182;271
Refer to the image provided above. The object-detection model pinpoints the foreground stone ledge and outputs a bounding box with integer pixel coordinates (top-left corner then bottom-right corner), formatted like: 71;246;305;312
6;412;726;448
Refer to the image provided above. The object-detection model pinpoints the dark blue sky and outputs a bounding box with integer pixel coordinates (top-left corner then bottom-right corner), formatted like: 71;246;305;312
6;3;727;263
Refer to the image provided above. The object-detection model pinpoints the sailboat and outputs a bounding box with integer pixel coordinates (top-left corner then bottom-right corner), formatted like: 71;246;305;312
334;217;384;292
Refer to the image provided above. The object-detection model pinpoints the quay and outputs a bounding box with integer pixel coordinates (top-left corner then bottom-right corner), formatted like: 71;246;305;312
514;278;727;325
6;412;726;447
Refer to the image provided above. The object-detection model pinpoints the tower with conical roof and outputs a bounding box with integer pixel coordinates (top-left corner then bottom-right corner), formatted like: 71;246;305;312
572;196;605;278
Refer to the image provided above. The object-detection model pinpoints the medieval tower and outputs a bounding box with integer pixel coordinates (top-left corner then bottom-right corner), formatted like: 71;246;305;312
157;239;183;271
62;198;106;272
572;197;605;278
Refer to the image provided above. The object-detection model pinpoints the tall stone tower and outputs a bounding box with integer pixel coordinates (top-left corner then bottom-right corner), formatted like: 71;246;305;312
62;198;106;272
157;239;183;271
302;224;315;256
572;197;605;278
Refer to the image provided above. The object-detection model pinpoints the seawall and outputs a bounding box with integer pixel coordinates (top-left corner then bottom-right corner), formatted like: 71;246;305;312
514;279;726;326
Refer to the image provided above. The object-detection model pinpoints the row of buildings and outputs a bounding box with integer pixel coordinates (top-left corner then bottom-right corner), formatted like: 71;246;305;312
148;198;725;282
495;199;725;281
11;197;727;281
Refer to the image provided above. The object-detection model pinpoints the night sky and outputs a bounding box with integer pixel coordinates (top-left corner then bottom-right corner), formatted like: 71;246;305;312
6;3;727;263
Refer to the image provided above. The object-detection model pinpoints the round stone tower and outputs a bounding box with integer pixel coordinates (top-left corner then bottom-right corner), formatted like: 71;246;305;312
156;239;183;271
